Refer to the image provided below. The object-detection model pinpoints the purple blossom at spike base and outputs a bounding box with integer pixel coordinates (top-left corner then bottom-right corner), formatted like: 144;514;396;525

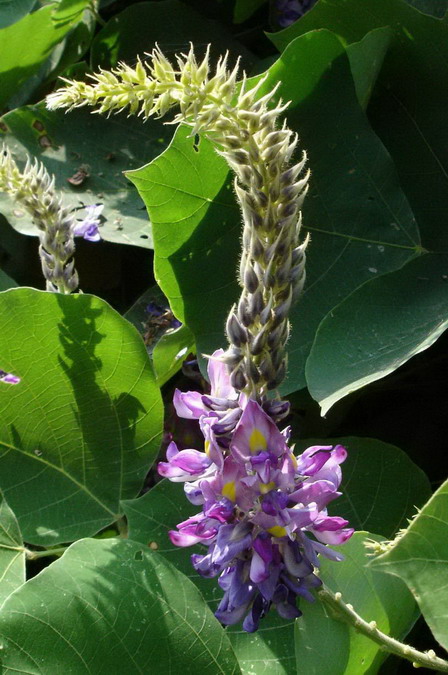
275;0;317;27
73;204;103;242
0;368;20;384
158;350;353;632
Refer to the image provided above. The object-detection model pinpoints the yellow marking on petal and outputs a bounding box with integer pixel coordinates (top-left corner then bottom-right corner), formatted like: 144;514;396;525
222;481;236;502
249;428;267;454
259;481;276;495
268;526;287;538
290;453;297;469
204;440;211;457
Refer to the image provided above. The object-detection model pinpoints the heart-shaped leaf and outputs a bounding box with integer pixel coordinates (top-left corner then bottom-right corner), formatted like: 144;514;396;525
0;493;25;606
370;478;448;650
0;288;163;545
306;253;448;414
0;4;81;109
0;537;241;674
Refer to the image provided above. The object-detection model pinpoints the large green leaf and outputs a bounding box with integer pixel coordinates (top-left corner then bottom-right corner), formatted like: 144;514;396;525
370;478;448;650
91;0;256;71
129;30;419;394
0;288;163;545
294;437;431;538
268;0;448;251
345;27;392;109
0;0;34;29
0;537;241;674
7;1;95;110
0;102;173;248
306;253;448;414
295;533;417;674
0;4;80;109
0;493;25;607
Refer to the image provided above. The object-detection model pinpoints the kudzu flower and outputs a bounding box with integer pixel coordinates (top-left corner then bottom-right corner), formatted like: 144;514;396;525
158;352;353;631
0;368;20;384
275;0;317;27
73;203;103;242
0;147;103;292
47;46;353;631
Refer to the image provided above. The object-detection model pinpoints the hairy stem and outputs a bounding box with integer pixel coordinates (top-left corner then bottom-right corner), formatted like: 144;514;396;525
319;587;448;673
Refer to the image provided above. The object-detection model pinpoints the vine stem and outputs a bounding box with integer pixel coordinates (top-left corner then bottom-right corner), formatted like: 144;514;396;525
25;547;68;560
318;587;448;672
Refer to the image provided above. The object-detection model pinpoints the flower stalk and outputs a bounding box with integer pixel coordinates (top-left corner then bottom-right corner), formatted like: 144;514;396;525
0;148;103;293
46;46;354;634
319;587;448;672
0;147;79;293
47;45;310;398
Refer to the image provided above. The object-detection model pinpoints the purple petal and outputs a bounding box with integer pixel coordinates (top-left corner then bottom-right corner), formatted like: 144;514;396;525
173;388;207;419
231;399;288;462
0;369;20;384
281;540;313;577
295;445;333;476
289;479;340;510
211;523;252;566
242;594;268;632
207;349;237;399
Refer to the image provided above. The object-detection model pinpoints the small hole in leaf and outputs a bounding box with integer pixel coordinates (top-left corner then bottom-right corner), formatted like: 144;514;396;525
140;234;149;239
134;550;143;561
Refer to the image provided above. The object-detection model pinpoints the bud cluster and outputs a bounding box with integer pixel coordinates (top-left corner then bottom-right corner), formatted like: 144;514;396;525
0;147;78;293
46;45;310;396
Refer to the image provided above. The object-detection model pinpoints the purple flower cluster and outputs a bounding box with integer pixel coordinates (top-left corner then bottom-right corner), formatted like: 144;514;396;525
158;350;353;631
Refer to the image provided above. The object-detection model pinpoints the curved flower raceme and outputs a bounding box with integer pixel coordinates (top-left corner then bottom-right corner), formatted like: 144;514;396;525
158;351;353;632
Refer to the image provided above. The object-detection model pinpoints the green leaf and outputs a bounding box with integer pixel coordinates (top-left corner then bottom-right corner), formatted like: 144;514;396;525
0;493;25;606
0;5;79;109
0;269;17;291
129;30;419;393
0;0;34;29
153;324;195;386
296;533;418;674
306;253;448;415
91;0;256;70
0;288;163;545
124;284;195;385
370;479;448;650
1;102;173;248
404;0;448;17
268;0;448;252
345;27;392;109
122;480;297;675
294;437;431;538
233;0;267;24
0;538;241;674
